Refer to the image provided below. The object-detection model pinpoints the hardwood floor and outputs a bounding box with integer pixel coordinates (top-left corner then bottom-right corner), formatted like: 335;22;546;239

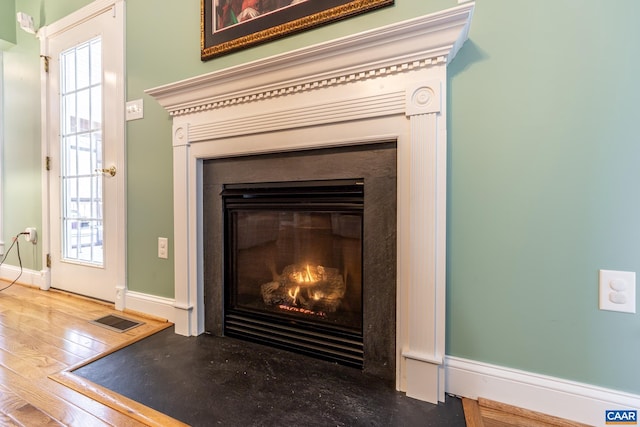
0;282;592;427
0;282;183;426
462;397;591;427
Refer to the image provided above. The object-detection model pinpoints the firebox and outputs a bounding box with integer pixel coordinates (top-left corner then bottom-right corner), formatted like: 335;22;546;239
222;180;364;368
203;142;397;381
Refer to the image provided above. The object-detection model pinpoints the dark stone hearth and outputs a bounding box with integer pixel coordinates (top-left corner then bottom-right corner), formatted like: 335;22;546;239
203;142;397;381
74;327;466;426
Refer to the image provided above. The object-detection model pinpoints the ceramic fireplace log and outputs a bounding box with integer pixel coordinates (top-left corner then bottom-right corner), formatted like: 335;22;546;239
260;263;346;313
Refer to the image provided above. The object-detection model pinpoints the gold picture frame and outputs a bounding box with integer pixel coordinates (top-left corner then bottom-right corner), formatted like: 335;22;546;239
201;0;394;60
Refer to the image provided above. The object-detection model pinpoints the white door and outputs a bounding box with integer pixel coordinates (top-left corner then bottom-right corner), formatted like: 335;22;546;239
42;1;125;303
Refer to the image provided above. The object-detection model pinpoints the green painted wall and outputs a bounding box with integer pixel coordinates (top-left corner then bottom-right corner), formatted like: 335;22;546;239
0;0;16;48
2;0;41;270
2;0;639;396
447;1;640;394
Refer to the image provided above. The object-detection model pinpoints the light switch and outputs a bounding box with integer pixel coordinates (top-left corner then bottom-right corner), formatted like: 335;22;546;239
126;99;144;121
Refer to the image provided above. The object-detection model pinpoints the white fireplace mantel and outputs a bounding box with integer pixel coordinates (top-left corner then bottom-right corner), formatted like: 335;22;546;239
147;2;474;404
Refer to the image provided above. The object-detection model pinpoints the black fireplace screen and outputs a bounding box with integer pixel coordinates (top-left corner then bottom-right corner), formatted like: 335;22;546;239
222;179;364;367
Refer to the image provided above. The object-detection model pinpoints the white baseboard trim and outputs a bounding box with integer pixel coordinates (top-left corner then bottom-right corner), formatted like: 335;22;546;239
1;267;176;325
445;355;640;426
0;265;47;289
123;290;176;324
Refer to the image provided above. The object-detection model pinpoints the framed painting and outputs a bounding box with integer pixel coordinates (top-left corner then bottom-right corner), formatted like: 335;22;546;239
201;0;394;60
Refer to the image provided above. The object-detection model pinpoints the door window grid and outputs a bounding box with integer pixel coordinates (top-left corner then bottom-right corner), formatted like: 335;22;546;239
60;37;104;265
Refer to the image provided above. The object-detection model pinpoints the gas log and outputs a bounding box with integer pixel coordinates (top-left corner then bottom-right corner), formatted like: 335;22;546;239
260;263;346;313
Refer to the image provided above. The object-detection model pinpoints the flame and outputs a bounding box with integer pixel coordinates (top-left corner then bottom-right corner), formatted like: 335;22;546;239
293;264;316;284
309;290;324;301
287;286;300;304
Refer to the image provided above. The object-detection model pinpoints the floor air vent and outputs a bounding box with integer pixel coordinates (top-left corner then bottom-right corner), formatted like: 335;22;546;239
91;314;143;333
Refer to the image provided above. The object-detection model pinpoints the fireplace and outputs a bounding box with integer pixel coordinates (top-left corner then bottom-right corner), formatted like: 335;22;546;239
147;3;474;403
203;144;397;380
223;180;365;367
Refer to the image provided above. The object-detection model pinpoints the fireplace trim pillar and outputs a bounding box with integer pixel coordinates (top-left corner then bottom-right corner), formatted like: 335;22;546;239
148;2;474;404
401;80;448;403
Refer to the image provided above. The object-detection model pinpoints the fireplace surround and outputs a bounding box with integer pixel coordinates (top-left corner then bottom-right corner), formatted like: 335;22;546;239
203;143;397;380
147;3;474;404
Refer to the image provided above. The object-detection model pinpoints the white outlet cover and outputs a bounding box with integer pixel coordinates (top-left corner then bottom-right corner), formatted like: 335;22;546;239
158;237;168;259
599;269;636;313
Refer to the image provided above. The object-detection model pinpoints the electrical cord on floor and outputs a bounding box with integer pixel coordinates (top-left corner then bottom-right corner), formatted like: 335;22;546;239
0;232;29;292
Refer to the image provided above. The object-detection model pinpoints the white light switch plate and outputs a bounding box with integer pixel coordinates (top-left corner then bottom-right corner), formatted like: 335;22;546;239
599;269;636;313
126;99;144;121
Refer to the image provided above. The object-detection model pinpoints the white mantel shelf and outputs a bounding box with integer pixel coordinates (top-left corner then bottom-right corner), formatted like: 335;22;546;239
147;2;474;405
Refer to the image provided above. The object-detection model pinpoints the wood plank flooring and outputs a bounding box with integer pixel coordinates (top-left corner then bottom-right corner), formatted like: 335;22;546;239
462;397;591;427
0;281;593;427
0;282;183;426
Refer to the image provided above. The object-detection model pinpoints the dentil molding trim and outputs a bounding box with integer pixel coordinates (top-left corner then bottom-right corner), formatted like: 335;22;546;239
146;3;474;117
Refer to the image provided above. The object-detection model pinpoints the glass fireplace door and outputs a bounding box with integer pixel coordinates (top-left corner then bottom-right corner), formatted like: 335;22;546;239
223;180;364;367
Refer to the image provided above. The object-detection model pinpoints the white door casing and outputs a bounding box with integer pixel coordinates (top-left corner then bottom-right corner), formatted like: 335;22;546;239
39;0;125;307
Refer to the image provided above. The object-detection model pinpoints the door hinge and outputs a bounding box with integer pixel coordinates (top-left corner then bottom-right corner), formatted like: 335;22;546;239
45;156;51;171
40;55;50;73
46;254;51;268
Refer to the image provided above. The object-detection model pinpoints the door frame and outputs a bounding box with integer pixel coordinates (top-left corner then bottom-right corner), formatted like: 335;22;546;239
39;0;126;309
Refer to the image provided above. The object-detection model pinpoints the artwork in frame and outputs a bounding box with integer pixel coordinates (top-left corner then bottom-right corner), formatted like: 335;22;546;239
201;0;394;60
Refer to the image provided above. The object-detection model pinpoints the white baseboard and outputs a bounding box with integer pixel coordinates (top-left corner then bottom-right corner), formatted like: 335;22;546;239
0;265;176;323
0;265;48;289
1;266;176;325
445;356;640;426
123;289;176;324
6;267;638;425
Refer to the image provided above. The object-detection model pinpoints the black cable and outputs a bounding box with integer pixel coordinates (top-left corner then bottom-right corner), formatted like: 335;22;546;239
0;232;28;292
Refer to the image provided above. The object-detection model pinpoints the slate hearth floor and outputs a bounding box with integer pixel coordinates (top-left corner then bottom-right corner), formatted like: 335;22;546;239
74;327;465;426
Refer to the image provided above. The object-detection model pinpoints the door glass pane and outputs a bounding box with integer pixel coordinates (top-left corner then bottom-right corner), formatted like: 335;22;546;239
60;37;103;265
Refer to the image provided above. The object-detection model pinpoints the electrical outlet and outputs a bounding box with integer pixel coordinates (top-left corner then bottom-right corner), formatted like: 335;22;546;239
599;270;636;313
158;237;168;259
24;227;37;244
